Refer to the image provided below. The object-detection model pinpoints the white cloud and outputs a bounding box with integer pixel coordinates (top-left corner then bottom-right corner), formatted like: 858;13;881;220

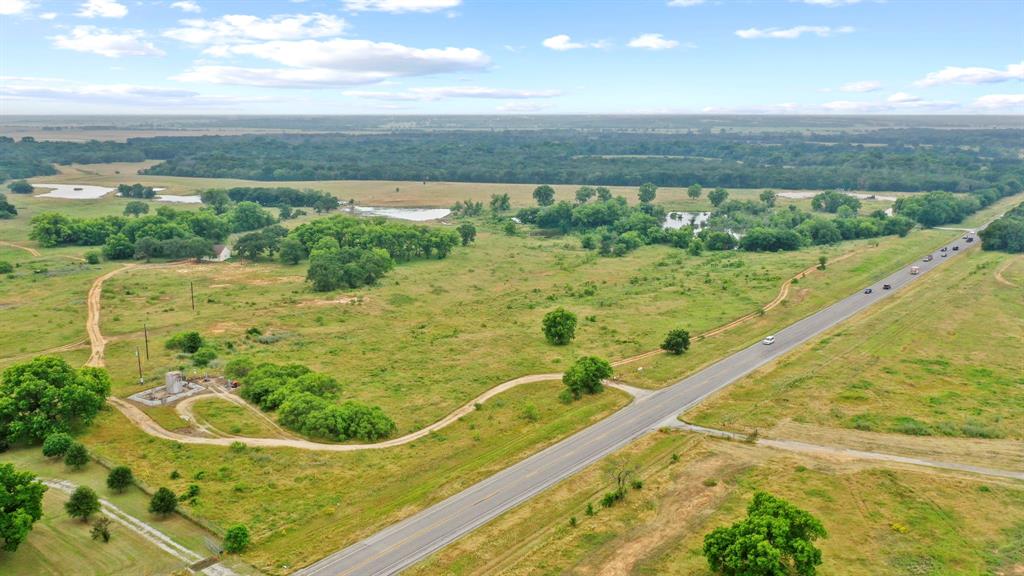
0;0;32;15
0;77;271;109
344;86;560;101
543;34;583;51
915;61;1024;87
970;94;1024;111
822;96;955;113
170;1;201;13
541;34;607;51
52;25;164;57
839;80;881;92
668;0;704;6
497;102;551;113
735;25;854;39
76;0;127;18
627;33;679;50
343;0;460;13
886;92;920;103
173;38;489;87
164;13;346;44
40;11;56;19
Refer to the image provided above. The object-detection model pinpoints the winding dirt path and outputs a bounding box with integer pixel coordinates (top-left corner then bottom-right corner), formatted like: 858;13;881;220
994;258;1019;288
0;240;40;257
93;248;861;451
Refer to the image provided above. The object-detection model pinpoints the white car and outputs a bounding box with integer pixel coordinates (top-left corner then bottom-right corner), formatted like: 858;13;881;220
762;335;776;345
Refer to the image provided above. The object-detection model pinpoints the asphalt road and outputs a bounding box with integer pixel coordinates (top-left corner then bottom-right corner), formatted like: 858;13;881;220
295;235;975;576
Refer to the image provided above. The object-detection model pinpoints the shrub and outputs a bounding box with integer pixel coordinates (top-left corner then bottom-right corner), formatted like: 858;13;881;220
223;524;251;553
192;347;217;367
91;517;112;542
84;251;101;265
106;466;133;493
563;356;612;399
224;356;254;379
149;487;178;516
661;328;691;355
165;331;204;354
65;486;100;522
542;308;577;345
42;432;74;458
64;442;89;469
0;261;12;274
521;403;540;422
892;416;932;436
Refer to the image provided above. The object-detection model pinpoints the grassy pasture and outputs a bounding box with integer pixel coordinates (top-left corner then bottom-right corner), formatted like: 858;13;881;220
687;250;1024;441
26;160;903;213
408;431;1024;576
81;380;629;573
192;396;288;438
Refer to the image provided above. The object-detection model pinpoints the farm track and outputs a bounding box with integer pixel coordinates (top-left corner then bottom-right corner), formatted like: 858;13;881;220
0;240;41;257
93;248;855;450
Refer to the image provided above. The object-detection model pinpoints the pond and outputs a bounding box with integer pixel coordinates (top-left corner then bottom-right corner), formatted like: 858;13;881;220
353;206;451;222
663;211;711;230
35;184;114;200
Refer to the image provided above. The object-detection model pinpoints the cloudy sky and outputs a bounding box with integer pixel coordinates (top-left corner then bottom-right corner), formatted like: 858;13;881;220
0;0;1021;114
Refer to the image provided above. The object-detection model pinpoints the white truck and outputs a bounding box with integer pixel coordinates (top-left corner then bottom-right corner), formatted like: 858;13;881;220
911;266;920;275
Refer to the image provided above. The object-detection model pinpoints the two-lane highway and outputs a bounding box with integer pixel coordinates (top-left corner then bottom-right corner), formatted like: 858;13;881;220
295;235;975;576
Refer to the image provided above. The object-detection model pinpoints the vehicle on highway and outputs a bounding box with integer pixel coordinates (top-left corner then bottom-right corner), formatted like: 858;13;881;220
762;335;776;345
883;284;892;290
966;237;974;243
911;266;920;275
942;252;948;257
864;288;873;294
924;255;933;262
941;247;948;252
952;245;959;251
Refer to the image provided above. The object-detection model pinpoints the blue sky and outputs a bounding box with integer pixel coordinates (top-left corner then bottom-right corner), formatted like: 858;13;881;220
1;0;1021;114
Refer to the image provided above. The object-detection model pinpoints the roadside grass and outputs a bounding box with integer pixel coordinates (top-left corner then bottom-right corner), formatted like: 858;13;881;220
0;489;185;575
408;431;1024;576
686;250;1024;441
191;396;287;438
80;380;630;573
613;228;960;389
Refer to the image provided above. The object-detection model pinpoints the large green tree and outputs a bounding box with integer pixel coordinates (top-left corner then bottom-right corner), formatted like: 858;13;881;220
562;356;612;399
0;463;46;552
687;184;703;199
661;328;691;355
542;308;577;345
223;524;251;553
0;357;111;445
703;492;827;576
65;486;100;522
533;185;556;207
638;182;657;204
107;466;133;493
708;187;729;207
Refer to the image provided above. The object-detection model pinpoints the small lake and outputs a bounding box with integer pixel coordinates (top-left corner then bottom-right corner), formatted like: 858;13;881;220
155;195;201;204
353;206;451;222
36;184;114;200
663;211;711;230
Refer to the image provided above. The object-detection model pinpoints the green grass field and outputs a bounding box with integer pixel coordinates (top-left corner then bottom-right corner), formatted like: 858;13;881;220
192;396;289;438
408;431;1024;576
687;249;1024;441
0;490;186;575
82;380;629;572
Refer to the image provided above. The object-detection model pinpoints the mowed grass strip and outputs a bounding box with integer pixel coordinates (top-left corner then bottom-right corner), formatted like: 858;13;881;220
191;396;287;438
687;249;1024;441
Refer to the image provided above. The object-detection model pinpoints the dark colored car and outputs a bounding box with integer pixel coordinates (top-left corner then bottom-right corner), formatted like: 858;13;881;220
864;288;873;294
941;247;948;252
952;246;959;251
883;284;892;290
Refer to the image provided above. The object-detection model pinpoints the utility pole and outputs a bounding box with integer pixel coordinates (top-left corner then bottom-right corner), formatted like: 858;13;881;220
190;281;195;312
135;347;143;385
143;323;150;360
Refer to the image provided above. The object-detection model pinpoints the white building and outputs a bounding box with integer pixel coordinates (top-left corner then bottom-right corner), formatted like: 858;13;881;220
205;244;231;262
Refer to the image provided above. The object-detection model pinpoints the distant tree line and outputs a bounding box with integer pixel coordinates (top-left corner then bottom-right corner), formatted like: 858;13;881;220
214;186;340;212
894;182;1021;227
980;201;1024;253
3;129;1023;192
236;361;396;441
